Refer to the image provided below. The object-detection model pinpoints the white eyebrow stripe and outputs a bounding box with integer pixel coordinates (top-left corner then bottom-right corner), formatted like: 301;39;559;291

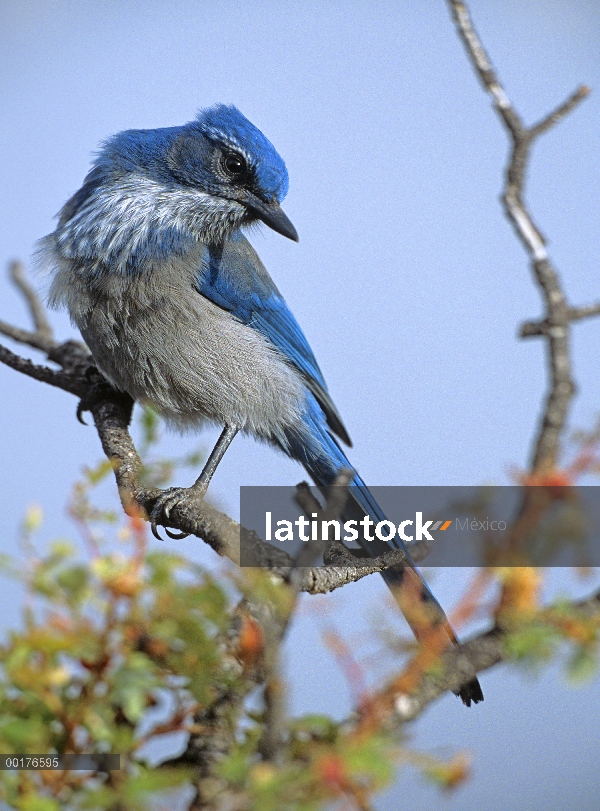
202;127;255;166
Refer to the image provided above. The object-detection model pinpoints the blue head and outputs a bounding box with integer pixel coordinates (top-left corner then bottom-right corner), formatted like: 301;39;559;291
193;105;290;202
167;104;296;241
51;104;297;276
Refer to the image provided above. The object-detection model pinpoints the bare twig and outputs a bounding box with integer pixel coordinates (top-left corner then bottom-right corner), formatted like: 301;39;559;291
292;473;352;569
0;342;85;395
0;319;55;353
447;0;590;472
521;302;600;337
530;86;591;138
0;260;57;352
8;260;55;348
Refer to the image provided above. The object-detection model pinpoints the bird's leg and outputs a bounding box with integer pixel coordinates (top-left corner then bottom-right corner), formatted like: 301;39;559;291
150;424;239;540
192;423;239;496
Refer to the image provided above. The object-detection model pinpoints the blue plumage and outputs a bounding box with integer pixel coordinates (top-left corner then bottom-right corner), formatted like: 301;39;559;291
197;231;350;446
42;104;482;706
195;105;289;201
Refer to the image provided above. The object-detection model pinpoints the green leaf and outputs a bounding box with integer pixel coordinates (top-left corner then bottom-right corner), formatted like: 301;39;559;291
22;504;44;534
291;714;339;742
83;459;114;485
0;716;51;751
111;653;160;723
344;735;395;786
217;748;251;786
567;646;598;684
503;622;557;664
20;795;62;811
49;540;75;559
56;564;89;603
139;406;160;446
122;765;192;797
82;707;114;742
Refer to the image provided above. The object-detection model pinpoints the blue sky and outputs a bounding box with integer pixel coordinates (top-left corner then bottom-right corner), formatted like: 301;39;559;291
1;2;599;808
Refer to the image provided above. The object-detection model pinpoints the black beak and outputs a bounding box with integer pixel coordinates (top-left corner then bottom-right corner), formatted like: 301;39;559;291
243;193;299;242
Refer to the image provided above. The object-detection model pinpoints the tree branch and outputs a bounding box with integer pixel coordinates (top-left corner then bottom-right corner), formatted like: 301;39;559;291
9;260;54;343
0;341;86;396
339;584;600;738
447;0;590;472
521;302;600;337
530;86;591;139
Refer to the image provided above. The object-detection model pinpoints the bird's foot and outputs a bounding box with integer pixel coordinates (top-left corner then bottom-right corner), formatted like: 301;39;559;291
149;486;205;541
77;367;134;425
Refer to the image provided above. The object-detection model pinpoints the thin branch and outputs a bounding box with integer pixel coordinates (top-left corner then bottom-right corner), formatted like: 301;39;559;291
292;474;352;569
0;319;56;353
521;302;600;337
530;85;591;138
447;0;523;138
1;260;58;352
9;260;55;347
0;342;86;396
567;302;600;323
447;0;589;472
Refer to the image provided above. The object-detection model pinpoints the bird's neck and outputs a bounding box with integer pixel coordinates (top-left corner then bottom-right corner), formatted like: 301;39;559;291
55;174;246;276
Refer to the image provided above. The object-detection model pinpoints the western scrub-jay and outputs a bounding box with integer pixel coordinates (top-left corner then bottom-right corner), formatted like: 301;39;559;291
41;104;482;705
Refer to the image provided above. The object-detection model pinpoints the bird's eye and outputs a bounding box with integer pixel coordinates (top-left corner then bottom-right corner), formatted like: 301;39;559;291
223;153;247;176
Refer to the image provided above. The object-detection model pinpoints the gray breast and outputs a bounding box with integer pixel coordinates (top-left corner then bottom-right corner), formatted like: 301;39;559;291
51;252;307;445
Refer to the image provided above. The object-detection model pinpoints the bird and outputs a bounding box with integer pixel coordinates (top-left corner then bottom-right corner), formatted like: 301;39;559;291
40;104;483;706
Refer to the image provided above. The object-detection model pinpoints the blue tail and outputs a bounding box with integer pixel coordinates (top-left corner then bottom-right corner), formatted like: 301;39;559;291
285;401;484;706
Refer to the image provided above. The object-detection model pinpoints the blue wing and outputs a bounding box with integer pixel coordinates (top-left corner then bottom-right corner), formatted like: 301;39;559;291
194;230;351;446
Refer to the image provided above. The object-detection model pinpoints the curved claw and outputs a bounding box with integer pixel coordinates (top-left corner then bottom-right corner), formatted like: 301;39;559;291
77;373;135;428
165;527;190;540
76;401;88;425
149;488;191;542
151;519;165;541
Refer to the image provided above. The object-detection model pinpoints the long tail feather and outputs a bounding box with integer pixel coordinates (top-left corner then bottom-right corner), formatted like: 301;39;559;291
286;411;484;706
